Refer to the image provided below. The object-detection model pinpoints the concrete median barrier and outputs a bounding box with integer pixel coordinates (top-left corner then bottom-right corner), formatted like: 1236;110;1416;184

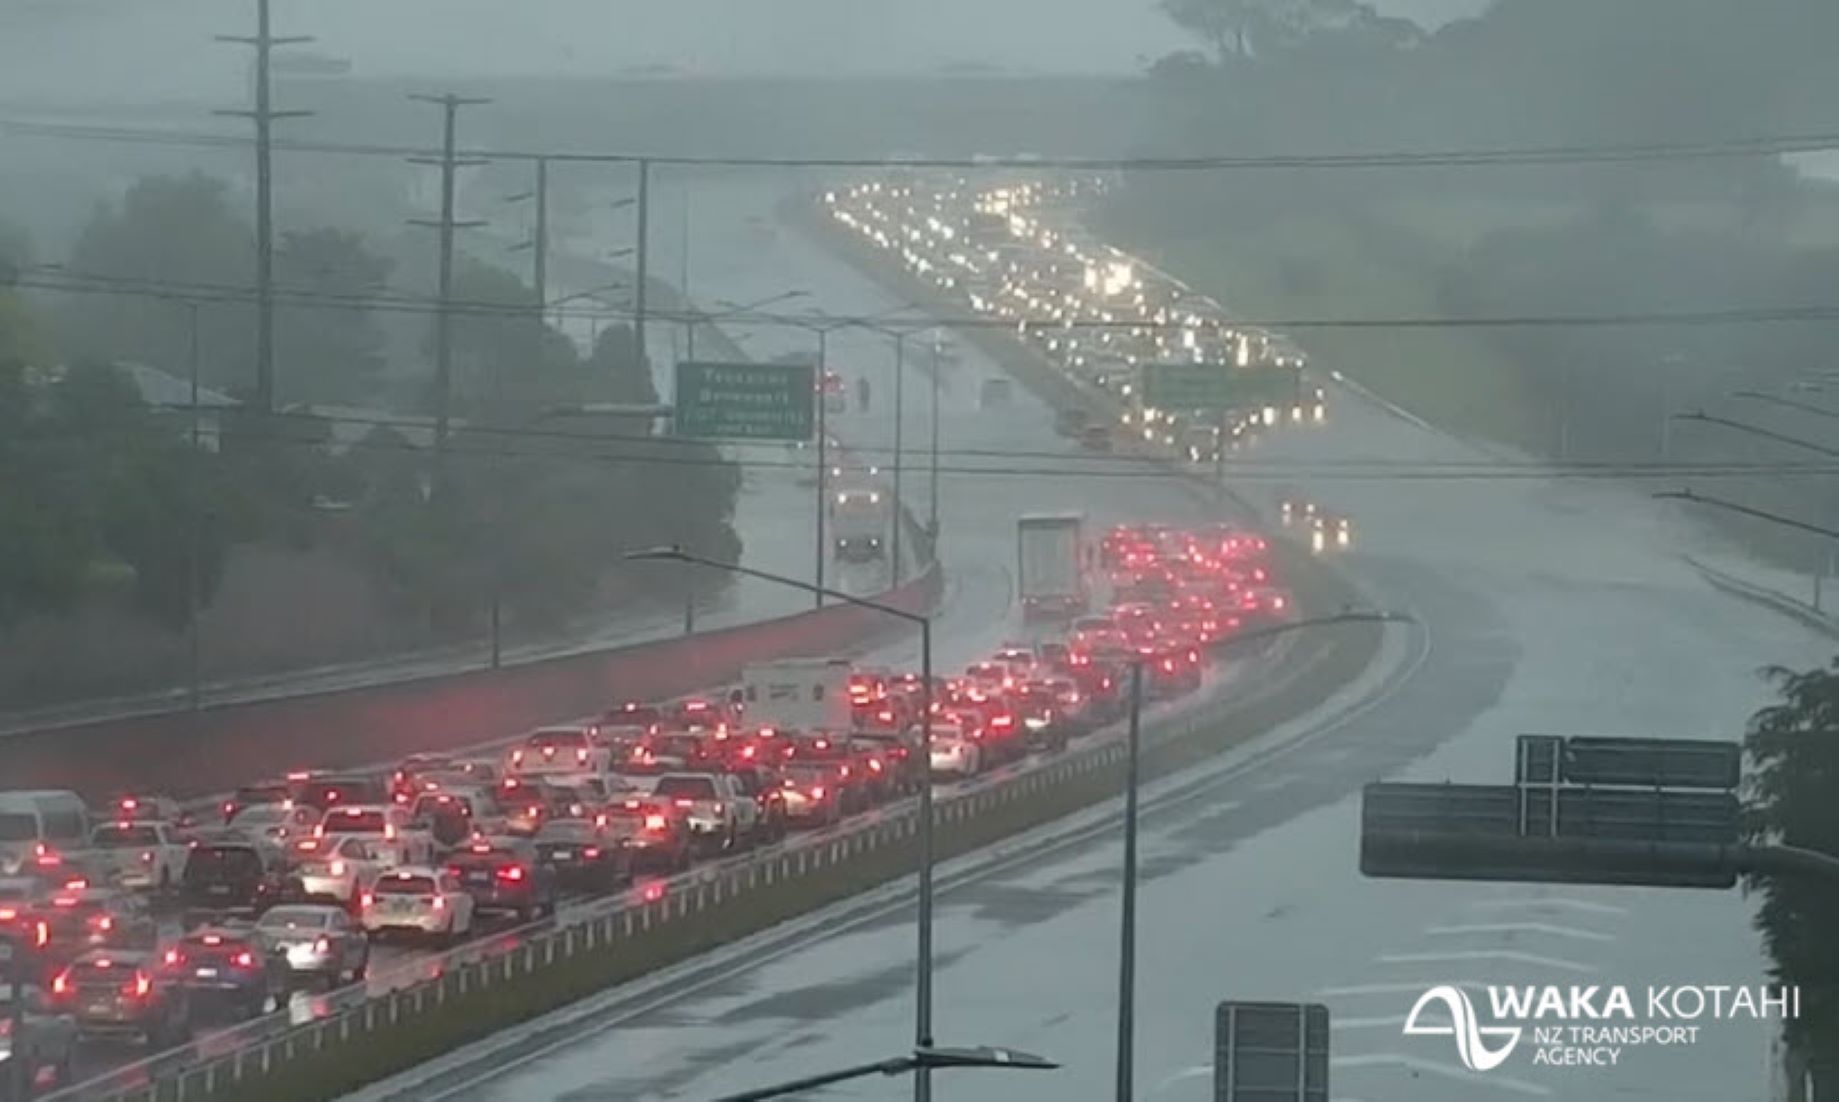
6;563;941;802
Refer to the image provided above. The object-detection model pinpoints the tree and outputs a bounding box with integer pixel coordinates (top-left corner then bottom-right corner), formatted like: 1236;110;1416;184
585;322;657;406
64;173;256;394
274;228;393;406
0;359;257;631
436;255;581;417
1744;659;1839;1085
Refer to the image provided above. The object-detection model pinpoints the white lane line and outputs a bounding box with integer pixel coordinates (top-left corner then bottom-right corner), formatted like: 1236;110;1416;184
1318;981;1485;998
1467;897;1628;917
1331;1015;1408;1031
1426;923;1615;943
1332;1054;1554;1097
1377;951;1592;972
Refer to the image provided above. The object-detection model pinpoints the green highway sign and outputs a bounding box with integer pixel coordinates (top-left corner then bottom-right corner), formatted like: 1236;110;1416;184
1141;363;1301;411
675;361;816;441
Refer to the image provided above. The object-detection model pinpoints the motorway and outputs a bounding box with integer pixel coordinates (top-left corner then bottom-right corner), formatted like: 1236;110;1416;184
56;168;1312;1096
351;178;1839;1102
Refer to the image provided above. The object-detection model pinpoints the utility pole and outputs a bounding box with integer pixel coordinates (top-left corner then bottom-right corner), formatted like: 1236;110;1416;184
407;93;491;491
680;189;694;360
533;156;550;315
215;0;312;415
633;158;651;377
185;301;204;713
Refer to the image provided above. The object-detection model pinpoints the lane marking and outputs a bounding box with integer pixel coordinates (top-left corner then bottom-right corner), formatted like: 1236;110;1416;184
1318;981;1485;998
1467;897;1628;917
1331;1015;1409;1031
1376;950;1591;973
1426;923;1614;943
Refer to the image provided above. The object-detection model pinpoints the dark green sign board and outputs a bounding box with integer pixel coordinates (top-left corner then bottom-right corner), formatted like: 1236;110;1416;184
675;361;815;441
1141;364;1301;411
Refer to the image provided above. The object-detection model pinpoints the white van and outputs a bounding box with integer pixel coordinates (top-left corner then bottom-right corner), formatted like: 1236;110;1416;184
0;790;91;874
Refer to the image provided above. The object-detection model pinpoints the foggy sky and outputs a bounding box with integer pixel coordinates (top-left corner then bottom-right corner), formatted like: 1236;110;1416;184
0;0;1490;105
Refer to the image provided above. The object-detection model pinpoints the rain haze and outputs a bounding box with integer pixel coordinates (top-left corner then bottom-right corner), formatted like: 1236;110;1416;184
3;2;1838;1102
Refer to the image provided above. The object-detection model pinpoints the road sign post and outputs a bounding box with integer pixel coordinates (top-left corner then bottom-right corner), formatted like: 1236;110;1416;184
1213;1001;1329;1102
675;361;816;441
1141;364;1301;412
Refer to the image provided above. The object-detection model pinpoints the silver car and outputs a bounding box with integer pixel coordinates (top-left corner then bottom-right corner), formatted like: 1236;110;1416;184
254;905;370;989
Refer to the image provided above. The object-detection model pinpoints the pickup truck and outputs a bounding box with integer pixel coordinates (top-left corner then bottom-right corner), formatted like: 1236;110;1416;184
0;982;76;1099
649;773;761;852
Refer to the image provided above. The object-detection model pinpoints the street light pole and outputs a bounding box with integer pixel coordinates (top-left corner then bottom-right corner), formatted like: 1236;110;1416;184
892;330;906;584
929;332;942;538
816;328;829;609
633;158;651;378
1115;660;1144;1102
623;547;939;1102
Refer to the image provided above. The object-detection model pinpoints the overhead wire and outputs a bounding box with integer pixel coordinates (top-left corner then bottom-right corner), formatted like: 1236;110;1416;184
17;271;1839;334
5;116;1839;170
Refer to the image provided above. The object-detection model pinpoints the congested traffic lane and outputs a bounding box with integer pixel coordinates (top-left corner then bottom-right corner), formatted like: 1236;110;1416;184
44;173;1306;1098
392;183;1835;1102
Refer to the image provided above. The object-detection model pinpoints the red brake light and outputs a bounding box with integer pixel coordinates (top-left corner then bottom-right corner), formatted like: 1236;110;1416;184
131;972;152;998
52;970;71;996
235;951;255;968
674;799;694;808
314;937;331;953
163;948;182;967
584;846;601;859
644;814;667;831
810;786;826;800
360;892;375;908
498;866;526;882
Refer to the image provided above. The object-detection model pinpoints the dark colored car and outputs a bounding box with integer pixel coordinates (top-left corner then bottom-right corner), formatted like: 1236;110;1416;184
409;791;485;849
180;841;304;921
533;821;630;892
253;905;370;991
51;949;192;1048
160;926;276;1020
0;982;77;1097
442;839;557;922
294;776;388;814
36;887;158;976
597;801;692;874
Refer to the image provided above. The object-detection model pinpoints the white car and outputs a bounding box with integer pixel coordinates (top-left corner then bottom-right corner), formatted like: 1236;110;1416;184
290;835;388;906
87;821;188;893
315;804;435;867
506;726;613;777
227;803;322;845
927;723;982;778
359;867;475;944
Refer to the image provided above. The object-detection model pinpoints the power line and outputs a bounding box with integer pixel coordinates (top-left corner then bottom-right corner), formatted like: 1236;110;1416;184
19;271;1839;334
5;115;1839;170
20;406;1839;484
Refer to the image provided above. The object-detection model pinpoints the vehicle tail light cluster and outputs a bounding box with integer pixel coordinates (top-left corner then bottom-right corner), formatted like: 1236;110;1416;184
234;951;255;968
497;866;525;882
577;748;590;763
644;814;668;831
314;937;331;953
51;970;70;996
583;847;601;859
164;948;183;967
810;786;827;800
360;892;375;909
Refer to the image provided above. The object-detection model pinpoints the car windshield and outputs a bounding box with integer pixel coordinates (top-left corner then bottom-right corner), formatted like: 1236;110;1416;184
91;825;161;847
0;814;38;842
258;908;330;930
652;776;718;800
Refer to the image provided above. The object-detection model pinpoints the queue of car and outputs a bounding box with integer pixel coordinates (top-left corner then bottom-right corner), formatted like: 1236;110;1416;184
825;175;1338;531
0;517;1284;1097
